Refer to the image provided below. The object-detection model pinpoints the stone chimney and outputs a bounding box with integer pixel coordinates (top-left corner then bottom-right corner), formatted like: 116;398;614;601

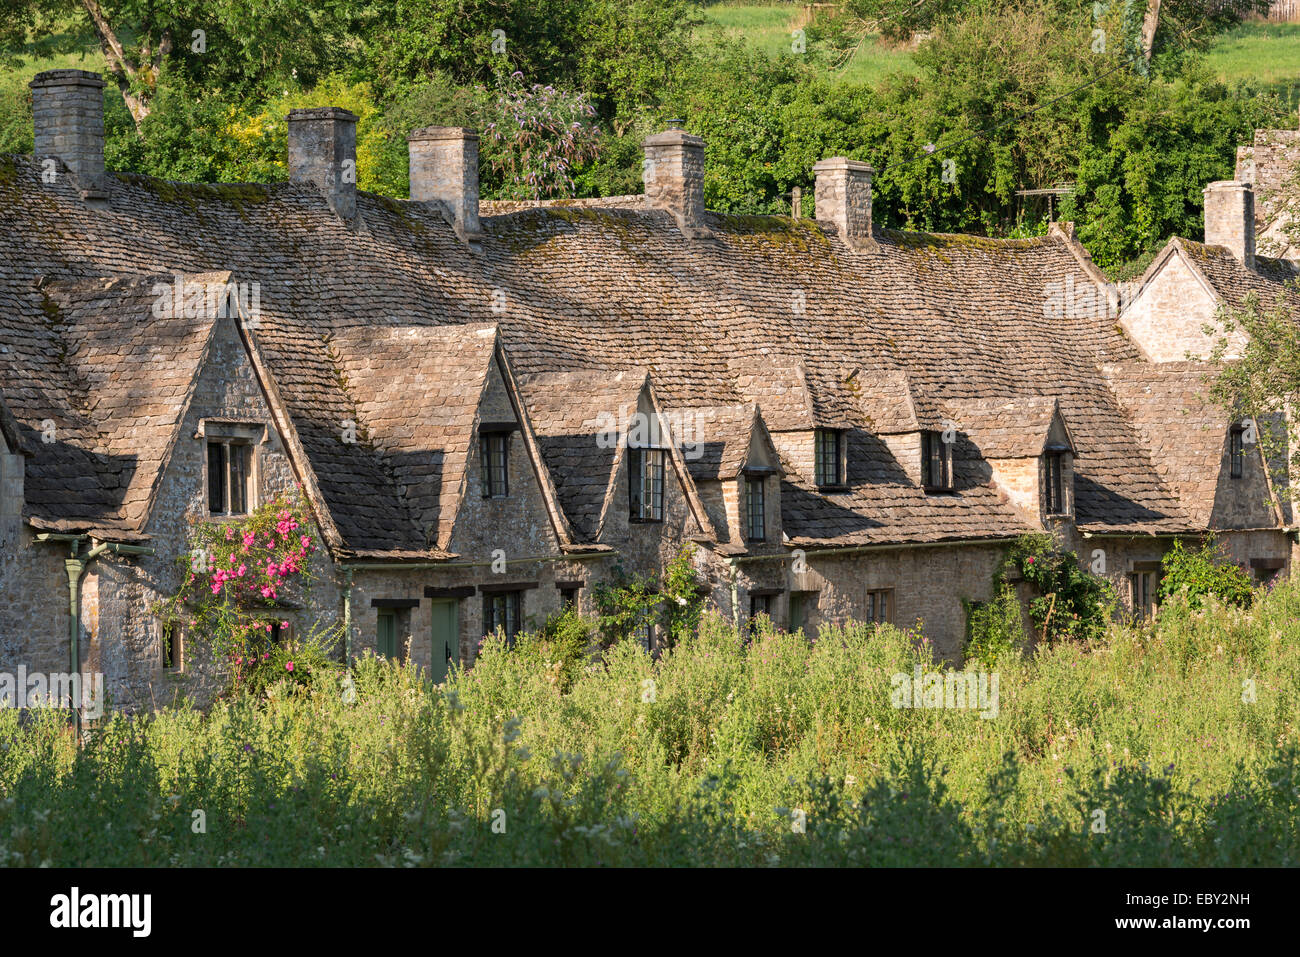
407;126;481;239
29;70;107;200
643;124;709;238
287;107;358;221
1203;180;1255;269
813;157;875;252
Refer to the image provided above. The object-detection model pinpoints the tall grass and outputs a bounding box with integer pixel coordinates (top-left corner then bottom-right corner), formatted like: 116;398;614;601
2;581;1298;865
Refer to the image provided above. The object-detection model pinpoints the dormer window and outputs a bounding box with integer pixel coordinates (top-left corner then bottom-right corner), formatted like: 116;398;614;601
921;431;952;491
480;430;510;498
1044;451;1066;514
745;475;765;542
814;429;844;487
629;447;665;522
1229;425;1245;479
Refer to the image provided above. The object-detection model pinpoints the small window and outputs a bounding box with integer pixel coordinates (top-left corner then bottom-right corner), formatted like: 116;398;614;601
1129;570;1158;621
641;620;659;656
921;431;952;491
559;586;579;609
1045;452;1066;514
745;476;765;542
814;429;843;487
161;623;183;671
481;432;509;498
866;589;893;624
207;439;254;516
629;447;665;522
1229;426;1244;479
749;594;772;633
484;591;523;645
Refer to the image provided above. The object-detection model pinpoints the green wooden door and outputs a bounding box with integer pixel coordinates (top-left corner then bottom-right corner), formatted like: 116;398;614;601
377;611;397;658
430;600;458;684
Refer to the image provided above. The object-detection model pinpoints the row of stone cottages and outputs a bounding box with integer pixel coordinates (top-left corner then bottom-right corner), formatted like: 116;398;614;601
0;69;1296;712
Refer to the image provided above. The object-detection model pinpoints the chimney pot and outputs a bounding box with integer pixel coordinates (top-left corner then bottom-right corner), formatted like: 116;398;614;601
407;126;481;239
288;107;358;221
813;157;875;252
29;69;106;200
1204;180;1255;269
643;127;708;237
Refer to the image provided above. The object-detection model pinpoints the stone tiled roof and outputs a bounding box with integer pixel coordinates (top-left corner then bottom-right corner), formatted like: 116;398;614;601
1101;360;1261;529
684;403;779;481
517;369;646;542
6;273;217;535
0;390;23;456
327;323;502;551
1157;238;1300;315
0;154;1208;548
781;428;1035;547
948;396;1070;459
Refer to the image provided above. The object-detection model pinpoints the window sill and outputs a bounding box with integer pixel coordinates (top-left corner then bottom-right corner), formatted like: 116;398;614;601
628;517;665;525
816;484;850;493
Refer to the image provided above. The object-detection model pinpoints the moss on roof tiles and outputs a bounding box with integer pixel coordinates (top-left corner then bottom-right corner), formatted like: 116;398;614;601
113;173;271;220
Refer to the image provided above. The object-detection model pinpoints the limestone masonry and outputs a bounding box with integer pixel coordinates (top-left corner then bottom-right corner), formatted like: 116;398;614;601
1;69;1297;712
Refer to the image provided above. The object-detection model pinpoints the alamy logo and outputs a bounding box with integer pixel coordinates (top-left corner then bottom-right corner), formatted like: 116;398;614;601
890;665;999;719
0;668;103;718
151;274;261;325
49;887;151;937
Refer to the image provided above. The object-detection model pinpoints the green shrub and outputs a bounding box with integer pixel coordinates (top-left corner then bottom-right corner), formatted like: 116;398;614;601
1159;537;1255;610
964;585;1024;667
2;578;1299;866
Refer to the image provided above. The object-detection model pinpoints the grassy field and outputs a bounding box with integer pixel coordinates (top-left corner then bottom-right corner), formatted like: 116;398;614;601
2;581;1298;866
700;2;920;85
1204;22;1300;90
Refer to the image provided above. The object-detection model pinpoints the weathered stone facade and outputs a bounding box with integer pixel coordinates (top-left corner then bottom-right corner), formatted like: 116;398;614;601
1;72;1296;714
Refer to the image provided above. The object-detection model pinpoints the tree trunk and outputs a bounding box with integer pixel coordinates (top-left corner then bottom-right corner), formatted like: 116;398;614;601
79;0;171;132
1141;0;1162;63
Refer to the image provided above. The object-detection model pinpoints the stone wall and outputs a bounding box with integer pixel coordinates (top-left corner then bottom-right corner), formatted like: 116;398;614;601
1122;252;1244;362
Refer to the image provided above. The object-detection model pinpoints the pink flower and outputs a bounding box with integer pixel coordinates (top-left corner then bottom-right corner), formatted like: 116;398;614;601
285;662;294;672
238;564;246;577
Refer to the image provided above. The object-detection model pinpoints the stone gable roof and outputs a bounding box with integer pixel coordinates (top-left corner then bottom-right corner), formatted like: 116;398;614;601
948;396;1073;459
10;273;219;538
0;154;1209;549
518;368;646;542
684;403;782;482
1101;360;1279;529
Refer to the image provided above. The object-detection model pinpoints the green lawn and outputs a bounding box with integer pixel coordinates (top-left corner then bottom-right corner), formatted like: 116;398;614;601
1203;22;1300;102
700;2;920;85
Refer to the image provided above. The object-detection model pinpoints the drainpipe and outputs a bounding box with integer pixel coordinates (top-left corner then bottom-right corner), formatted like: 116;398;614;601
342;566;354;666
726;557;740;630
38;535;155;743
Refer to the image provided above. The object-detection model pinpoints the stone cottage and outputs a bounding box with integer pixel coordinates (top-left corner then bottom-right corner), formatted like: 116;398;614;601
0;69;1294;712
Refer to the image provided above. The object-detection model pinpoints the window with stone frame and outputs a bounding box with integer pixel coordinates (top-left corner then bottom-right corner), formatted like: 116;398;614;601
745;474;766;542
1044;451;1067;514
628;447;665;522
1229;425;1245;479
160;621;183;671
557;582;581;609
866;588;893;624
484;590;523;645
814;429;844;487
920;431;952;491
207;436;255;516
480;430;510;498
749;593;772;634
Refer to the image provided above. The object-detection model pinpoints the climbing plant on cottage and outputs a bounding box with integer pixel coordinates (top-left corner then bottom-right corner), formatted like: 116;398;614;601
156;490;337;690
